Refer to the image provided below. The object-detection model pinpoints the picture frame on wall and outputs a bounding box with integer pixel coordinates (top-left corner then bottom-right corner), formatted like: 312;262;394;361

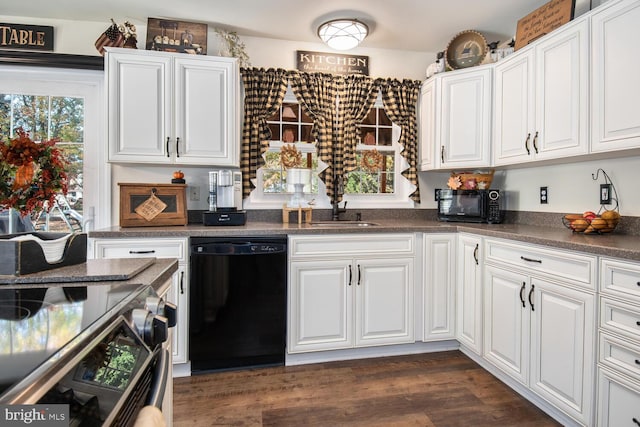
145;18;207;55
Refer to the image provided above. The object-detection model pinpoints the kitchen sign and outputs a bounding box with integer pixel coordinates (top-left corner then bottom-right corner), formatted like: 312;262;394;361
514;0;574;50
297;50;369;76
0;23;54;51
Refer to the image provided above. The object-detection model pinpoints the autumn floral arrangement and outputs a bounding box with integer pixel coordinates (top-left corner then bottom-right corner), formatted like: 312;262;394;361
0;128;68;216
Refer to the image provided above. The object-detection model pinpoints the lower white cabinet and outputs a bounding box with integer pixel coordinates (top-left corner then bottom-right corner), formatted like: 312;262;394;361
597;257;640;426
92;237;189;366
423;234;455;341
288;234;415;354
456;233;483;355
483;239;596;426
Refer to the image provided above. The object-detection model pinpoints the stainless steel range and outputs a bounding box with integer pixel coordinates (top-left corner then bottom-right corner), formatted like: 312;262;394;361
0;283;175;426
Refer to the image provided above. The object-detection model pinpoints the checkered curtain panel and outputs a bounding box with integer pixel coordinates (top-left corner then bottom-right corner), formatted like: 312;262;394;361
338;75;381;176
289;71;342;202
379;78;422;202
240;67;289;198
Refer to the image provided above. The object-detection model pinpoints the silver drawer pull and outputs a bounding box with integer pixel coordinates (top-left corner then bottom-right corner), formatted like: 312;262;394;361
129;250;156;254
520;256;542;264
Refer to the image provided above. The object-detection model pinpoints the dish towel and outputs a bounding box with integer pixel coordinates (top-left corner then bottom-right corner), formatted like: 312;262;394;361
133;406;166;427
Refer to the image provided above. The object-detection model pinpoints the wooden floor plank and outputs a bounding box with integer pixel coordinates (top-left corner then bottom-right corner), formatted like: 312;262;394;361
173;351;561;426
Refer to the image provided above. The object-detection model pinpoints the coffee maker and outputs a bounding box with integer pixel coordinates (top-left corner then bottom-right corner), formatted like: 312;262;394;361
202;170;247;226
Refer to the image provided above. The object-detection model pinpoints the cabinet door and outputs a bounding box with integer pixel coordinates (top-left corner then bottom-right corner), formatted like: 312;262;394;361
483;265;529;385
534;19;589;160
418;80;436;170
107;51;172;163
167;265;188;364
438;68;492;168
591;0;640;152
529;277;595;425
597;367;640;427
456;234;483;354
423;234;455;341
174;57;239;166
288;260;353;353
355;258;414;347
493;49;535;166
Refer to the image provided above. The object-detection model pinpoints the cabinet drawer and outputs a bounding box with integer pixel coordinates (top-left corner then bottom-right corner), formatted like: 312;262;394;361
600;297;640;343
601;258;640;303
289;234;415;259
94;238;187;262
484;238;596;289
597;367;640;427
600;332;640;382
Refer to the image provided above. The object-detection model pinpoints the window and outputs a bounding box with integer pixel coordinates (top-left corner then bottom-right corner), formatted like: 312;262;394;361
248;88;321;208
0;66;107;231
345;101;396;195
246;88;414;209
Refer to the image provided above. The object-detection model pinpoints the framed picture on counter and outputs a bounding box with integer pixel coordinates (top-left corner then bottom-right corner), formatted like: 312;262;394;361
145;18;207;55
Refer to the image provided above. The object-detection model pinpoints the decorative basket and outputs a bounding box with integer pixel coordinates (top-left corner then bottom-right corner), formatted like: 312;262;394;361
449;170;494;190
562;210;621;234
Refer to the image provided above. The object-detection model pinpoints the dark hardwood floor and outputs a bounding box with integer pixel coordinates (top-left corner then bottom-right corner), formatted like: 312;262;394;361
173;351;561;426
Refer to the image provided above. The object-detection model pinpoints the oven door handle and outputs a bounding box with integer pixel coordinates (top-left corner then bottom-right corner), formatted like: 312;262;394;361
146;347;169;409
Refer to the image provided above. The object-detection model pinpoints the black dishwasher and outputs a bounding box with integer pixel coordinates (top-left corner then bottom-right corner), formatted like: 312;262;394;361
189;237;287;372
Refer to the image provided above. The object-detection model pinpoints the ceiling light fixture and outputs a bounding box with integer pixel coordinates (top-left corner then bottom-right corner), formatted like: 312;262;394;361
317;19;368;51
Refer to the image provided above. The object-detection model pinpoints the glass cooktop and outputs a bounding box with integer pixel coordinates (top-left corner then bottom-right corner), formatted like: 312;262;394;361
0;283;145;398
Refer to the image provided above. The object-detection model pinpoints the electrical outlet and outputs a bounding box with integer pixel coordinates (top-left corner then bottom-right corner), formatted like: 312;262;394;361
600;184;612;205
540;186;548;204
189;185;200;201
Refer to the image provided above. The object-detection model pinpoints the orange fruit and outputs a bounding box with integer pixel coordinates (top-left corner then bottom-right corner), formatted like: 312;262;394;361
571;219;589;232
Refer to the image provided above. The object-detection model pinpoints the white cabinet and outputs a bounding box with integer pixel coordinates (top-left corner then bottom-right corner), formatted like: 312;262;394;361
597;257;640;426
494;18;589;165
418;79;436;170
591;0;640;153
483;238;596;425
106;48;239;166
92;237;190;367
423;234;455;341
456;233;483;355
288;234;415;354
437;66;492;169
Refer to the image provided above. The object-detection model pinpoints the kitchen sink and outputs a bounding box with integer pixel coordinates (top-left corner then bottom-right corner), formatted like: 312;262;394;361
309;221;379;227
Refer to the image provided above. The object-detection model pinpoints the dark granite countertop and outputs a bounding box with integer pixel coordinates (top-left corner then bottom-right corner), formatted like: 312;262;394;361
89;219;640;262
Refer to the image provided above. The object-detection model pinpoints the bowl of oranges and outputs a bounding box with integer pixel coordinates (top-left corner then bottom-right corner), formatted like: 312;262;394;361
563;210;621;234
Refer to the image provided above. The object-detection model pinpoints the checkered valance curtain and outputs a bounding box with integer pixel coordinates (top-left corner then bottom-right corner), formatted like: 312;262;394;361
338;75;381;178
240;67;288;198
240;68;421;203
288;71;341;201
379;78;422;202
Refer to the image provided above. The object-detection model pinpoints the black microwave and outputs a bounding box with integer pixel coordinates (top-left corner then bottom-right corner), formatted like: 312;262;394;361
436;189;503;223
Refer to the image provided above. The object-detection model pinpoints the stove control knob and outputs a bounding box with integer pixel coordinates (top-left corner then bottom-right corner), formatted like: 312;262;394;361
131;309;169;347
145;297;177;328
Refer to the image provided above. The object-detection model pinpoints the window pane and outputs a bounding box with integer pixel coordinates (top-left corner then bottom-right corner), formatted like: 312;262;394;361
49;97;84;142
379;109;392;126
361;108;376;125
0;94;10;137
12;95;50;140
361;128;376;145
378;128;393;146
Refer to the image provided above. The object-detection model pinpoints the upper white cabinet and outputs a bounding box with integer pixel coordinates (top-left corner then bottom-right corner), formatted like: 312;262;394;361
591;0;640;153
106;48;240;166
419;66;492;170
494;18;589;165
418;80;436;170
